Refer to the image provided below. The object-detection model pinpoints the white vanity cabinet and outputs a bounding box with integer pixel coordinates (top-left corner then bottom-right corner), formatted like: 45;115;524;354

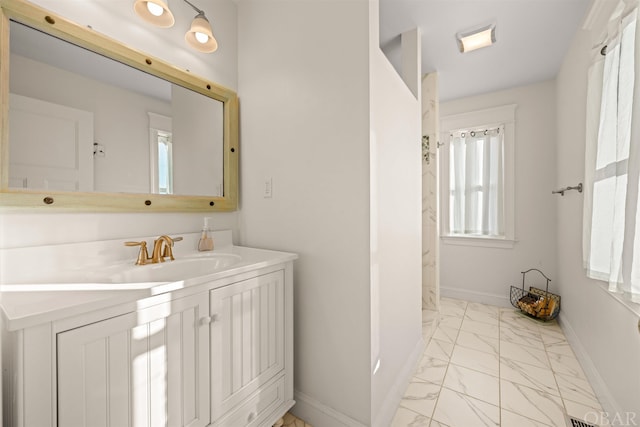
1;256;295;427
57;292;210;427
210;270;287;427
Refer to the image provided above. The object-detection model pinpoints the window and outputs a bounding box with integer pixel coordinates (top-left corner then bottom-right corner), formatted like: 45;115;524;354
449;126;504;237
441;105;516;247
584;7;640;300
148;112;173;194
156;130;173;194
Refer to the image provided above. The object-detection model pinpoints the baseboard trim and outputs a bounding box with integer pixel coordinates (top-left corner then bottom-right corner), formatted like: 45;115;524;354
291;336;426;427
291;390;368;427
557;314;622;417
372;336;426;427
440;285;511;308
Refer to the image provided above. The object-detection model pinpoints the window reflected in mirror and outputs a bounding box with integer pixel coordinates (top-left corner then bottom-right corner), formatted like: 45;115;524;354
157;132;173;195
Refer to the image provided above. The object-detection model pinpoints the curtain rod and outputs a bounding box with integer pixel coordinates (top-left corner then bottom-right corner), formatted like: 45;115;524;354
450;126;502;138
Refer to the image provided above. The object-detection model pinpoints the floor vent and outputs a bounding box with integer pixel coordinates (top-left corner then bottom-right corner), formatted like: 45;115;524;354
567;416;597;427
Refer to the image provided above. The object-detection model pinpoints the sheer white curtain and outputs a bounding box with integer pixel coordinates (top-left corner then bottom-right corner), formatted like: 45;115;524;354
584;6;640;300
449;126;504;237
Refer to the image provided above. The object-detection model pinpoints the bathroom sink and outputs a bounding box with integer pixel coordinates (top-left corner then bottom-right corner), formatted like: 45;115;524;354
0;252;244;290
107;253;242;283
0;253;244;290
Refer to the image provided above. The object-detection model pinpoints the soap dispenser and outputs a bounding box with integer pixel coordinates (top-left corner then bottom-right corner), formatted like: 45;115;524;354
198;217;214;251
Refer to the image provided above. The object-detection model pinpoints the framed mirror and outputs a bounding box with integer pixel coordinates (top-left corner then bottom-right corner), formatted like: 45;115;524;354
0;0;239;211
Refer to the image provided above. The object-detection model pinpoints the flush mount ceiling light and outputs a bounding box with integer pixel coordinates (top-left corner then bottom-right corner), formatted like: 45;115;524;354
133;0;175;28
456;24;496;53
133;0;218;53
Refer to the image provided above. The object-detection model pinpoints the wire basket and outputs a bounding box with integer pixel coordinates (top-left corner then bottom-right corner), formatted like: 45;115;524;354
509;268;560;321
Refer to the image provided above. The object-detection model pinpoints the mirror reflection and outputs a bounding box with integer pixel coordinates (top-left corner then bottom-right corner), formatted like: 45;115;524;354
8;21;224;197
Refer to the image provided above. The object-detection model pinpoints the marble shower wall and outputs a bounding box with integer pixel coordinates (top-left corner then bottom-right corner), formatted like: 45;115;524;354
421;73;439;310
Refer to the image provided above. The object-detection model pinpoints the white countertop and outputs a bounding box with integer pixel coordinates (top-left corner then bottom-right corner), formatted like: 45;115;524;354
1;244;297;331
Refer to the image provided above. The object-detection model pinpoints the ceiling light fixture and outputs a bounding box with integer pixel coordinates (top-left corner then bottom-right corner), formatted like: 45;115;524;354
456;24;496;53
184;0;218;53
133;0;218;53
133;0;175;28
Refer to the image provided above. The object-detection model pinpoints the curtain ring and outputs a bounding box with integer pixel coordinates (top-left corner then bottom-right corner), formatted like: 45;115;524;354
484;130;488;135
601;45;607;56
470;131;475;137
461;132;466;138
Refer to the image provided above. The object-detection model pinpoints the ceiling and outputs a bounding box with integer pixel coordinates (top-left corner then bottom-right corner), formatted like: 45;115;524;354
11;21;172;102
379;0;592;101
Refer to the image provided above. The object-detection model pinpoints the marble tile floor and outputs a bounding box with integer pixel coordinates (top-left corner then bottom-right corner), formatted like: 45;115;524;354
392;297;605;427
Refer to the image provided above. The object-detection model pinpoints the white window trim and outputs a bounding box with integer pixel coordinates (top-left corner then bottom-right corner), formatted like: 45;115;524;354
596;281;640;318
440;104;517;248
441;235;516;249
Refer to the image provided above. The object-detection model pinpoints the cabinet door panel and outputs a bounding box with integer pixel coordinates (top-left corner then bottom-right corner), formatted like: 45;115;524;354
130;322;151;427
108;330;132;427
210;270;285;420
83;336;108;426
57;293;209;427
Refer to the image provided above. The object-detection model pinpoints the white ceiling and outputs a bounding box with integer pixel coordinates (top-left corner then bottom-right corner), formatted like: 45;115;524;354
379;0;592;101
11;21;172;102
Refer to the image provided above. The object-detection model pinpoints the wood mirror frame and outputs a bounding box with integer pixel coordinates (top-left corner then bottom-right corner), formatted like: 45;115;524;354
0;0;239;212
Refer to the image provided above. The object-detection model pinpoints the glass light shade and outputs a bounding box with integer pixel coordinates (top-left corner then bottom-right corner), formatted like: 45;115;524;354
185;13;218;53
133;0;175;28
456;24;496;53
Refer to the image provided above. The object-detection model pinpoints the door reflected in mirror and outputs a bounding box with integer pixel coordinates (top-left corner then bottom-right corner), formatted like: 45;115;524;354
8;20;224;197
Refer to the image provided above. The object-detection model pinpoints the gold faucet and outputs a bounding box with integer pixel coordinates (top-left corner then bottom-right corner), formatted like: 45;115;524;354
125;235;183;265
151;235;174;263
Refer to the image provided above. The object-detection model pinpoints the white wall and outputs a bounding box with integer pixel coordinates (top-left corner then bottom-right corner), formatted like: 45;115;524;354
439;81;558;306
555;22;640;417
1;0;240;251
237;1;422;426
369;4;423;427
237;1;372;424
369;24;423;427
